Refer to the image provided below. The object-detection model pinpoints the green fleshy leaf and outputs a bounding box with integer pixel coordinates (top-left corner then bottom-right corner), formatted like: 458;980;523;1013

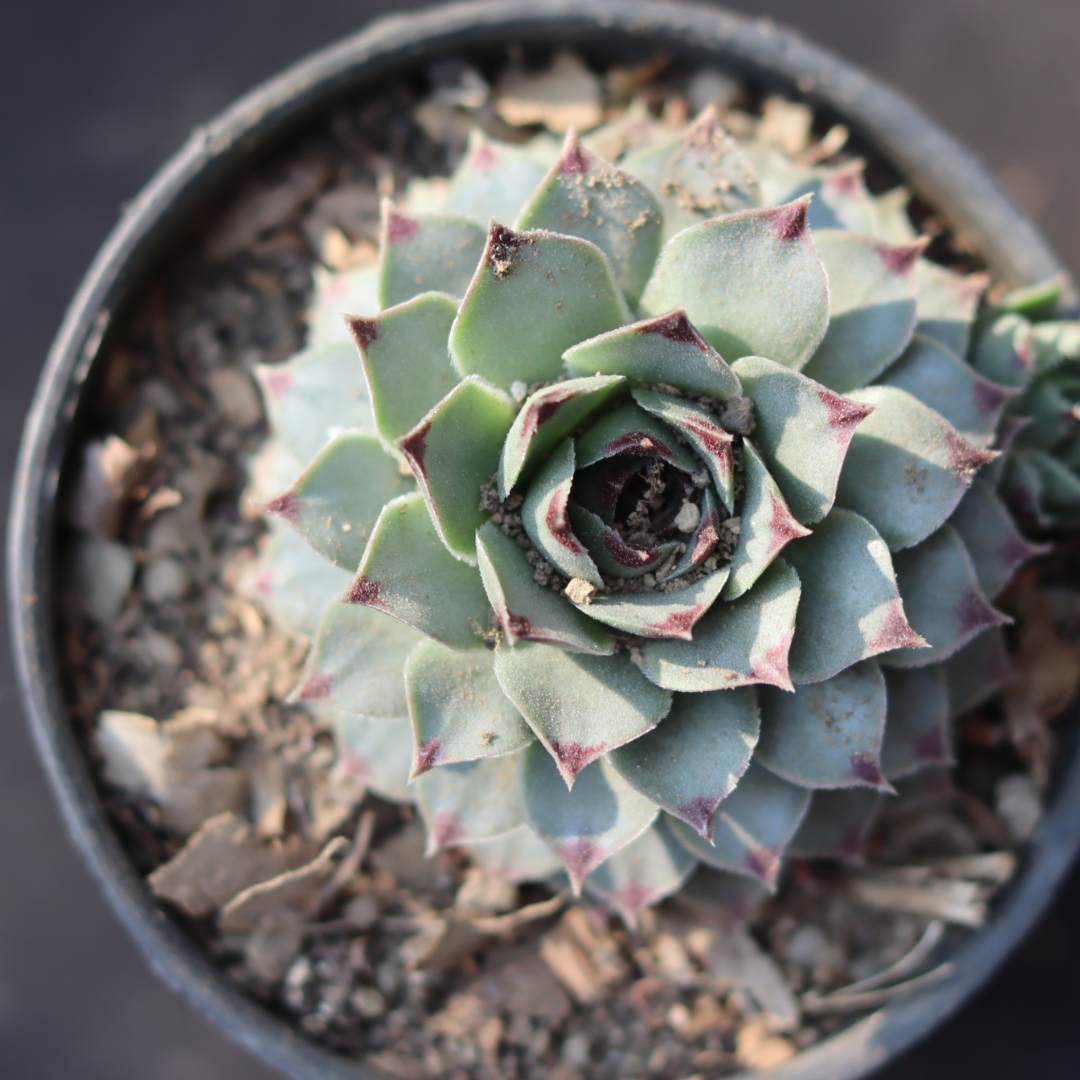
723;441;811;600
448;223;630;391
875;335;1015;449
346;292;461;448
522;744;660;891
607;687;759;838
788;788;884;859
461;824;564;883
584;819;697;926
377;202;487;309
1024;446;1080;516
971;313;1036;389
642;558;801;692
661;488;725;582
572;570;729;641
499;375;624;496
397;375;516;562
445;129;552;226
475;522;615;655
1000;449;1052;528
785;508;925;685
255;341;375;462
872;187;917;245
998;274;1069;319
520;439;603;588
882;524;1008;668
575;401;700;474
943;627;1014;717
800;231;923;393
640;197;829;371
293;601;422;720
759;159;878;235
631;389;737;511
733;355;873;525
1031;320;1080;373
758;661;891;790
914;259;989;358
415;751;526;853
404;639;534;776
568;503;680;580
515;130;663;305
881;666;951;779
494;642;672;786
247;521;353;637
837;386;997;551
266;432;412;571
347;492;490;649
309;264;380;347
622;107;760;242
563;311;742;400
666;761;811;890
950;477;1048;599
331;714;414;804
1012;376;1078;451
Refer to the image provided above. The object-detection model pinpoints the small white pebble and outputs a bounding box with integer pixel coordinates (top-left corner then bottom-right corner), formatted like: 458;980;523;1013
674;500;701;533
510;380;528;402
642;573;657;588
995;773;1042;842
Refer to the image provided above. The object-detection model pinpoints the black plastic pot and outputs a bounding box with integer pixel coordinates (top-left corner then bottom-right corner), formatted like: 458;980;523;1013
8;2;1080;1078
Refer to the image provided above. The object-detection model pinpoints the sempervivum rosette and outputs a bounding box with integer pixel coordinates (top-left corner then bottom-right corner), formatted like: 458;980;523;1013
246;109;1043;923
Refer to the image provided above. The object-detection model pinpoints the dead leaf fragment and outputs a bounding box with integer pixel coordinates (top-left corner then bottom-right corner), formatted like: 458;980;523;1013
219;835;347;931
494;51;603;133
687;916;800;1032
735;1018;797;1070
757;96;813;156
65;435;155;537
539;908;626;1005
148;812;309;916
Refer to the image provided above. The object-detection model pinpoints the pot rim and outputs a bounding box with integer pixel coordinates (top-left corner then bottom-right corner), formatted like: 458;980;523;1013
8;3;1079;1079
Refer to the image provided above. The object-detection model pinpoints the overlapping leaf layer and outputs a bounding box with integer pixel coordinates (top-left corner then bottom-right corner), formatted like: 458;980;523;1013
244;101;1057;918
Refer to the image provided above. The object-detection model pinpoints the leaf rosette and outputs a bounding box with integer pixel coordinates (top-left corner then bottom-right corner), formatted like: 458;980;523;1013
248;111;1041;920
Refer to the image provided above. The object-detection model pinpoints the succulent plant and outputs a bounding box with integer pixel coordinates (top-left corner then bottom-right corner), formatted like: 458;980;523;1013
247;105;1048;924
963;274;1080;530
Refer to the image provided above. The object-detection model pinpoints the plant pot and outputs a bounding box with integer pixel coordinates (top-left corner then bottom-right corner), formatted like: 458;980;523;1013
9;2;1080;1078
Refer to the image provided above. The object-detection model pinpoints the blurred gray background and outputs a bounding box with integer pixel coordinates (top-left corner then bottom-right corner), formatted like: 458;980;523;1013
2;1;1079;1077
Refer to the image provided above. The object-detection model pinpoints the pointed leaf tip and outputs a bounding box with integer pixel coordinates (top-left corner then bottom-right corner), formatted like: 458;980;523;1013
608;687;759;839
347;315;379;350
758;661;892;791
879;236;928;277
265;491;301;523
523;745;660;889
763;194;811;242
381;198;420;244
515;128;663;304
